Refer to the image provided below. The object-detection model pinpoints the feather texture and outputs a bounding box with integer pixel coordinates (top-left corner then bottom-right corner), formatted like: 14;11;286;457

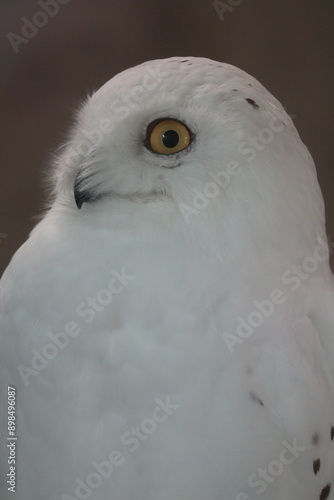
1;57;334;500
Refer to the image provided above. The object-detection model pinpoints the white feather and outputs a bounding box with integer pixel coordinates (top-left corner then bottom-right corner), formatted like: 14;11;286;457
1;56;334;500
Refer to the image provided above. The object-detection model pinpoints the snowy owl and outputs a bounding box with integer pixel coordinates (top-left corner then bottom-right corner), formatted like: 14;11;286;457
1;56;334;500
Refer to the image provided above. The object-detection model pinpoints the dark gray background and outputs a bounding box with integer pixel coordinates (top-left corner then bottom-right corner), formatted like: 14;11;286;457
1;0;333;274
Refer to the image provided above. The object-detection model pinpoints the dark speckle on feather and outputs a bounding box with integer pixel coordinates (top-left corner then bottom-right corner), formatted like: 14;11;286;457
245;98;260;110
313;458;321;475
249;392;264;406
312;433;320;445
319;484;331;500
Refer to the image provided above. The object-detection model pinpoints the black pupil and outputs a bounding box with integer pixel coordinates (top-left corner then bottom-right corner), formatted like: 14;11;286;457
162;129;179;148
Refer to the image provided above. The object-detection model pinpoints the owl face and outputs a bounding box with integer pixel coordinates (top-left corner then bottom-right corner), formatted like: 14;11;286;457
53;57;322;245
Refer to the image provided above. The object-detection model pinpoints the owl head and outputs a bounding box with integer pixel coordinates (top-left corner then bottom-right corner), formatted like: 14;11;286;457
52;57;326;261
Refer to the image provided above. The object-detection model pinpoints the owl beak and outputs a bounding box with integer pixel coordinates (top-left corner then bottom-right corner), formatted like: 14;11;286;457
74;173;98;209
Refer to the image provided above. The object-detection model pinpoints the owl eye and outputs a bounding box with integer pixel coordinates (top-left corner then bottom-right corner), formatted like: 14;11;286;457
145;118;191;155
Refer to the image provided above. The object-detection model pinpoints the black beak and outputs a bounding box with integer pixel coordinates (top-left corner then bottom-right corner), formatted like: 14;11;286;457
74;173;97;209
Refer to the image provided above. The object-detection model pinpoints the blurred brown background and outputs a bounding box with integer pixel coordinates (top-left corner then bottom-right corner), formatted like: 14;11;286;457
0;0;333;275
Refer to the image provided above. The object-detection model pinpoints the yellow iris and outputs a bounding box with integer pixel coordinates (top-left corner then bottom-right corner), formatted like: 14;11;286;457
147;119;191;155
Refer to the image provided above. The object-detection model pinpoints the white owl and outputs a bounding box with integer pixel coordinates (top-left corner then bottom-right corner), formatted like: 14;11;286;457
1;57;334;500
